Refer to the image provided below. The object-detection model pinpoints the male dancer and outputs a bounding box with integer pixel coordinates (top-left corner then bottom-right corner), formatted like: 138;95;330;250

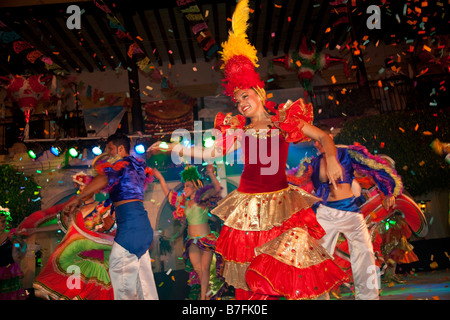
64;133;158;300
309;125;401;300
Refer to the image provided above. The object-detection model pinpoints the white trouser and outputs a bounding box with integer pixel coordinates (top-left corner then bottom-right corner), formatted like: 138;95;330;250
316;204;379;300
109;242;159;300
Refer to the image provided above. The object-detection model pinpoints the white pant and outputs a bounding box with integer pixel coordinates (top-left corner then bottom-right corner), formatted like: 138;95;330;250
109;242;159;300
316;204;379;300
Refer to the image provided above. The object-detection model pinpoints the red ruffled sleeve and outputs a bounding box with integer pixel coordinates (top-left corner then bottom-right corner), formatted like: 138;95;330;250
213;112;246;155
271;98;314;143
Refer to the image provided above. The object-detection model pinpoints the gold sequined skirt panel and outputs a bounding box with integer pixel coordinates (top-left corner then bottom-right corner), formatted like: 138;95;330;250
211;185;320;231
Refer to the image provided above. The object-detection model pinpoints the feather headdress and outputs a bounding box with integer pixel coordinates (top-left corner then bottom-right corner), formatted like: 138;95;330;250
180;165;203;189
220;0;265;100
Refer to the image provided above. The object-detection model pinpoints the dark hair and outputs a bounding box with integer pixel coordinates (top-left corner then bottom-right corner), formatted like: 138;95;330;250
107;133;131;154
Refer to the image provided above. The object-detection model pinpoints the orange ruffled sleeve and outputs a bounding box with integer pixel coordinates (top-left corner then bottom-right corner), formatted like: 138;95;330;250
271;98;314;143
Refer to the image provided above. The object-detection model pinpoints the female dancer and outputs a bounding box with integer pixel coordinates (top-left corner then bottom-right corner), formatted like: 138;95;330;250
149;0;348;300
28;171;115;300
153;164;224;300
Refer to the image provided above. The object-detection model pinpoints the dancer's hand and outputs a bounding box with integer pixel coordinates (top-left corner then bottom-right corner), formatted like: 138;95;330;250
147;141;173;154
62;197;82;216
325;156;344;190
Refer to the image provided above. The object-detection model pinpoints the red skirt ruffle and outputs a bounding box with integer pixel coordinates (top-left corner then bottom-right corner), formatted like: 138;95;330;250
216;208;325;263
246;254;349;300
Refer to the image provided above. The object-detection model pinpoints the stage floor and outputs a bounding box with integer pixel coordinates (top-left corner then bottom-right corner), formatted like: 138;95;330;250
336;269;450;300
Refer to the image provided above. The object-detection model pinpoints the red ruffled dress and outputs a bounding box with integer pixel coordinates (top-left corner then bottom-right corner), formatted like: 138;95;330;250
31;203;115;300
212;99;349;300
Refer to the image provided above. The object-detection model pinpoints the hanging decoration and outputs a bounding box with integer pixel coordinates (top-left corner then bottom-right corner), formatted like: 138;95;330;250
93;0;198;120
176;0;219;59
94;0;156;76
0;25;66;75
1;74;52;139
272;37;350;97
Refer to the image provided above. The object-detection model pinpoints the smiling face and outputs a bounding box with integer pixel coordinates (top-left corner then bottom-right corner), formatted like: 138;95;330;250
234;88;265;118
183;181;197;198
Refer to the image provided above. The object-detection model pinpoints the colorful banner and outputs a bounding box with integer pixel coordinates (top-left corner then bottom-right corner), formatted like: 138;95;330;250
176;0;219;58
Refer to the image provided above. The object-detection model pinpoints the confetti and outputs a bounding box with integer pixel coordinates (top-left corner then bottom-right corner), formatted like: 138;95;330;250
331;75;336;84
423;45;432;52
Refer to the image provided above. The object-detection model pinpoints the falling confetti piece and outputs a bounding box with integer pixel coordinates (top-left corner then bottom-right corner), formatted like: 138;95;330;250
430;262;438;269
331;75;336;84
406;294;414;300
432;296;439;300
158;282;164;287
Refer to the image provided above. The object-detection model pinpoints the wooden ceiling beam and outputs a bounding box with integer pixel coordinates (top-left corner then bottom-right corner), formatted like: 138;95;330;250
282;0;304;54
40;17;94;72
250;0;262;47
180;12;197;64
311;1;332;51
272;0;288;56
153;8;175;66
137;10;163;67
295;0;314;50
93;15;130;69
81;15;118;70
261;0;274;57
168;6;187;64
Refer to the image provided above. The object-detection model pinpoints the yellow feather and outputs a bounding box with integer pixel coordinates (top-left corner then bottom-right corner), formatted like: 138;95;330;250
220;0;258;68
231;0;250;37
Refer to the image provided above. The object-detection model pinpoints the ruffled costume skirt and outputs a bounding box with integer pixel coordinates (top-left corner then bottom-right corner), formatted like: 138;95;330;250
0;262;28;300
33;212;114;300
212;185;349;300
183;232;226;299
